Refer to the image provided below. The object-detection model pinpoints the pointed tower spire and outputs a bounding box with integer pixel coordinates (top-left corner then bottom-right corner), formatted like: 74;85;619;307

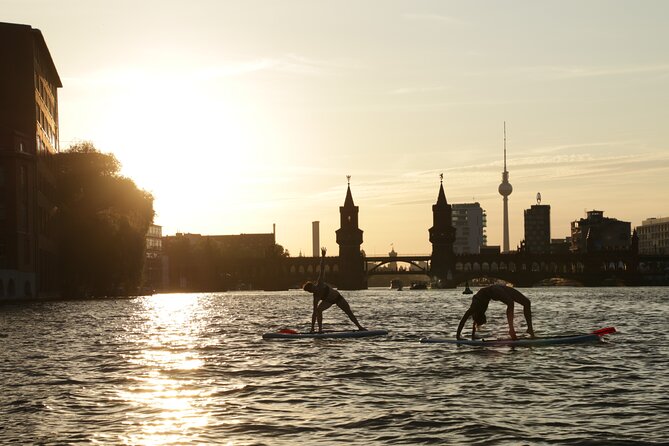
436;173;448;206
344;175;355;207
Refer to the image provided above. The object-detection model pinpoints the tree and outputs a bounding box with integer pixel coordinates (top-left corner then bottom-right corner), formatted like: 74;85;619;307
53;142;154;297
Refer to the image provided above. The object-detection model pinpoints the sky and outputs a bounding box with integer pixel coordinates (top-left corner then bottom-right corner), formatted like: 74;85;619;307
4;0;669;256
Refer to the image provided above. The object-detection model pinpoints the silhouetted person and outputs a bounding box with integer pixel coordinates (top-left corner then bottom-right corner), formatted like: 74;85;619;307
456;284;535;340
303;247;366;333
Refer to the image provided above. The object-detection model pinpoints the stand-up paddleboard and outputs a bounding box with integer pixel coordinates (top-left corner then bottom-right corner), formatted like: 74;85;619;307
263;329;388;340
420;327;616;346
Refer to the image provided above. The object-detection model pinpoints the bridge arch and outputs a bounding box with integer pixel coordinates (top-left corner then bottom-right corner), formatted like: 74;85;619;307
367;259;428;273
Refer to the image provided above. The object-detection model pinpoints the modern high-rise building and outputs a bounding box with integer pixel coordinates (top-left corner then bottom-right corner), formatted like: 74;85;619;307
637;217;669;255
523;194;551;254
452;202;487;254
1;22;62;299
570;210;631;253
498;123;513;253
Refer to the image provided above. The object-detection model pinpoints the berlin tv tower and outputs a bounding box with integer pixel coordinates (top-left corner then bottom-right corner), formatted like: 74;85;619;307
498;122;513;253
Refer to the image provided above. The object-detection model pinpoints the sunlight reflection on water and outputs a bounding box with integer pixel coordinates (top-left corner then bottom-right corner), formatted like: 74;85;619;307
119;294;211;446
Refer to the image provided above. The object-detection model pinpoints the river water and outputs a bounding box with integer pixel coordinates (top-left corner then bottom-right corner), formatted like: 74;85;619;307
1;287;668;445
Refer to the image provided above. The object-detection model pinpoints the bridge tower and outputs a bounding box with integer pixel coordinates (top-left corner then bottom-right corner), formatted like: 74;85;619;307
335;176;366;290
429;174;456;287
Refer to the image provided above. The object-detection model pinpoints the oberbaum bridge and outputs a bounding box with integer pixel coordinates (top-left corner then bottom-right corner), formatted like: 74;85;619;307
259;178;668;291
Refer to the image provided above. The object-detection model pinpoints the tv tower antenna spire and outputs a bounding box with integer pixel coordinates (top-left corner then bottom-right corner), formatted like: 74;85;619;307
503;121;507;172
498;121;513;252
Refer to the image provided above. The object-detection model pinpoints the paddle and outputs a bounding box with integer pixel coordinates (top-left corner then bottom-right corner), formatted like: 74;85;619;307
592;327;616;336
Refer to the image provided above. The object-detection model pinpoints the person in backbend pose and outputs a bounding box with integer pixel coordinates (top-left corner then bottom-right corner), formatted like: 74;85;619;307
456;284;535;340
303;247;366;333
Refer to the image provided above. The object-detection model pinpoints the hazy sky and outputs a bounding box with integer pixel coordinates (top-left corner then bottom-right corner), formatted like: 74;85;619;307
5;0;669;256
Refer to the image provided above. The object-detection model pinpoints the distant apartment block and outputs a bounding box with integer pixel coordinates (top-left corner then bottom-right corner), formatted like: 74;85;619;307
451;203;487;254
524;203;551;254
0;22;61;299
637;217;669;255
143;224;163;292
571;210;631;253
162;232;278;291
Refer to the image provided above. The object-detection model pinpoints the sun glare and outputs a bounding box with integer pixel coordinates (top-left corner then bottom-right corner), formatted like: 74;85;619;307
92;68;263;229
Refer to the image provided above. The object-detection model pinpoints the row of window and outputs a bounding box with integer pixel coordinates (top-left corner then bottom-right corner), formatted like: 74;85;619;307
146;238;162;250
36;106;57;150
638;225;669;235
453;261;628;273
147;225;162;237
35;71;56;117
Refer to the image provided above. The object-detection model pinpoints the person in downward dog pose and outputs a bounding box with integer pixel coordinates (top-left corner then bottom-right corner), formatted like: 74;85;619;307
303;247;366;333
456;284;535;340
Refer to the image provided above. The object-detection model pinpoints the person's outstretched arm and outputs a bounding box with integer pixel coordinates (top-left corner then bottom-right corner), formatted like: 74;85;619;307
456;308;472;339
316;247;326;286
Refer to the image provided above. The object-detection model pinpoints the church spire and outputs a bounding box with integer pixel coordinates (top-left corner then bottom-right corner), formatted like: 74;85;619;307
436;173;448;206
344;175;355;207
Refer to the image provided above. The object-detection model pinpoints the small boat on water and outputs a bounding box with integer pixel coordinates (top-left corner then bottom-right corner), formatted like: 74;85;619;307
410;281;428;290
463;281;473;294
390;279;403;291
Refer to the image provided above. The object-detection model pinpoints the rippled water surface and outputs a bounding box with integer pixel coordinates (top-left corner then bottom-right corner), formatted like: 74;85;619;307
2;288;668;445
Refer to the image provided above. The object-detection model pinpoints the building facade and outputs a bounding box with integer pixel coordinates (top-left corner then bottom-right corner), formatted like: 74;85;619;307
0;22;61;299
637;217;669;254
451;202;487;254
571;210;631;253
162;231;279;291
524;204;551;254
143;224;163;292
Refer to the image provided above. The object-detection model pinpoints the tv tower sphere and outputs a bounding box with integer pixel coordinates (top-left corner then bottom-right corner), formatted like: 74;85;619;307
498;180;513;196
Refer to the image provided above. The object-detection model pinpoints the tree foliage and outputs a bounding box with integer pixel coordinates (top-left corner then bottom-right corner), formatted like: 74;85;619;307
54;142;154;297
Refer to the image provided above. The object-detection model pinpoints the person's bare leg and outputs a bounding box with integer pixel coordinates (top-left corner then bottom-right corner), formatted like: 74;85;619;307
337;299;365;330
523;302;534;337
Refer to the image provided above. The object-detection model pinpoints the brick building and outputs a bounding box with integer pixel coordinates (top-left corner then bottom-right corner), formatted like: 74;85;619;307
0;22;61;299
